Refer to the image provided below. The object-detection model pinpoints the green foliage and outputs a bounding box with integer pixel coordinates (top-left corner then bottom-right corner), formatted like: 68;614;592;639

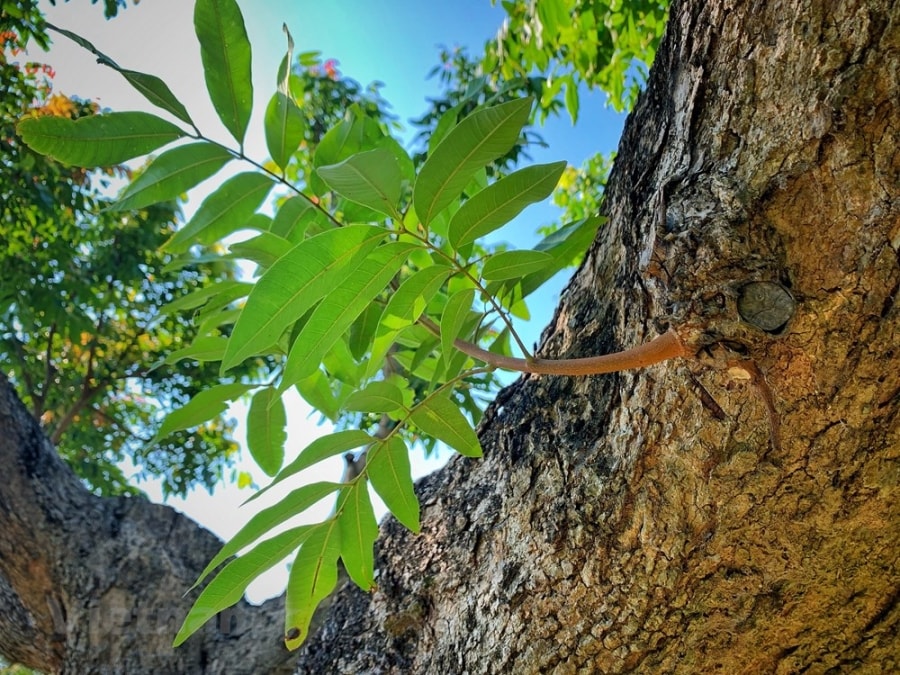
17;0;610;650
1;14;258;497
486;0;670;114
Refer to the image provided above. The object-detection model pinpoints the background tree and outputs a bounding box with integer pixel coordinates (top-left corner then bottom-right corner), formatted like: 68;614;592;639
1;0;898;672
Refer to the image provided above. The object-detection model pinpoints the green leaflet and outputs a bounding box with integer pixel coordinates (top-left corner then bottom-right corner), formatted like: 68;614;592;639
46;22;194;125
194;0;253;146
112;142;233;211
343;381;405;414
194;481;342;587
367;436;419;532
482;250;555;281
164;336;229;365
246;387;286;477
265;92;305;170
280;242;416;390
337;484;378;590
166;172;274;252
441;288;475;359
152;382;252;443
249;430;374;504
413;97;533;226
317;148;402;219
16;112;184;167
409;394;482;458
229;231;292;271
270;196;324;242
173;525;313;647
222;225;387;371
160;279;251;316
284;521;342;649
447;161;567;249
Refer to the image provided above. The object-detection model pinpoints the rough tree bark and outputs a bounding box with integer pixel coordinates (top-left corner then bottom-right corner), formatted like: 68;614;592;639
1;0;897;672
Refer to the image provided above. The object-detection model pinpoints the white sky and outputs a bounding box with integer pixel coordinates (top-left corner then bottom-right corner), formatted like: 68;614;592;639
32;0;626;602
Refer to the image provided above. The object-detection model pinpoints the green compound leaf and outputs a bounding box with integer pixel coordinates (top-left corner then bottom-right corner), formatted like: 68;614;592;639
152;382;252;444
343;381;405;414
317;148;402;218
409;394;482;458
265;92;305;170
166;171;274;252
246;387;286;477
194;481;342;588
112;142;233;211
367;436;419;532
173;525;313;647
447;160;566;249
413;96;533;226
223;225;387;371
194;0;253;145
284;521;342;650
17;112;184;167
482;249;554;281
338;484;378;590
280;242;416;390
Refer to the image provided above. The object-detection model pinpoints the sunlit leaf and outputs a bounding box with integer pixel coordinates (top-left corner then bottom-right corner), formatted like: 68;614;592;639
222;225;387;370
413;96;533;226
247;387;286;476
173;525;313;647
317;148;402;218
166;172;273;252
265;92;305;170
409;395;482;458
161;280;251;315
153;382;252;443
270;196;319;241
447;161;566;248
164;336;229;365
229;231;292;270
441;288;475;359
111;142;233;211
17;112;184;167
343;381;405;414
367;436;419;532
482;250;554;281
338;484;378;590
284;521;341;649
194;0;253;145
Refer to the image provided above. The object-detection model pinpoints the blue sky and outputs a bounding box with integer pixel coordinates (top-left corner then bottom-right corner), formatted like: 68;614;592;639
36;0;627;600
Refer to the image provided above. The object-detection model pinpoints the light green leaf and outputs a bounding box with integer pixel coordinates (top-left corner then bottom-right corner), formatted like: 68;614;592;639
153;382;251;443
173;525;312;647
16;112;184;167
250;430;373;504
348;303;382;361
247;387;286;477
229;231;292;270
265;92;305;170
194;0;253;145
413;96;533;226
409;395;482;458
317;148;401;218
520;215;605;295
344;381;405;414
223;225;387;371
295;370;341;422
441;288;475;359
161;280;251;315
482;250;554;281
270;196;319;241
367;436;419;532
448;161;566;248
280;242;415;389
167;172;273;252
164;336;228;365
112;142;233;211
338;484;378;590
195;481;341;587
46;23;195;126
285;521;341;649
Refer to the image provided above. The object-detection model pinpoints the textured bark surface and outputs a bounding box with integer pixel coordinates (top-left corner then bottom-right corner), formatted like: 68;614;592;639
1;0;897;672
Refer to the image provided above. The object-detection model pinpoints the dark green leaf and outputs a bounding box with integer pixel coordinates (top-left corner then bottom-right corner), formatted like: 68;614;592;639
111;142;232;211
194;0;253;145
17;112;184;167
441;288;475;358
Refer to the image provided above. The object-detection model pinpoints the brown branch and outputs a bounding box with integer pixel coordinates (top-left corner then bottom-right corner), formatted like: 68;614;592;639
34;321;58;419
419;315;689;376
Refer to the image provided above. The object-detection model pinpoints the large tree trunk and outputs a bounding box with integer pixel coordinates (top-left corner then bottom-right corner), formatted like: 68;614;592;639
2;0;897;672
